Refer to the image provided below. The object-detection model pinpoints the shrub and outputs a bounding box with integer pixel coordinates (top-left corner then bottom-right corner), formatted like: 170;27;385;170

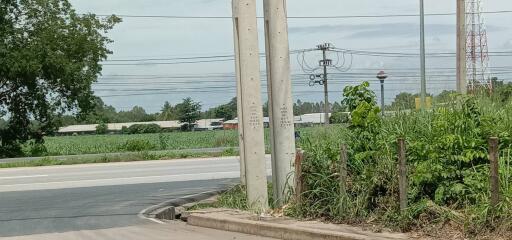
95;122;108;135
26;141;48;157
330;112;350;124
293;85;512;235
127;124;161;134
123;139;156;152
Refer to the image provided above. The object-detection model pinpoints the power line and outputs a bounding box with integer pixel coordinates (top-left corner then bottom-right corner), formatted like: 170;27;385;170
100;48;512;66
102;58;235;66
92;10;512;20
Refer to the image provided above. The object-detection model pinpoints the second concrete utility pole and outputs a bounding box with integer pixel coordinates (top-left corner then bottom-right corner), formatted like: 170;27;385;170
263;0;296;207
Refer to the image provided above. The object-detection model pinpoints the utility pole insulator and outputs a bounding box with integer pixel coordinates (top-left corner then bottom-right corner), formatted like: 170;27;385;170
316;43;333;50
319;59;332;67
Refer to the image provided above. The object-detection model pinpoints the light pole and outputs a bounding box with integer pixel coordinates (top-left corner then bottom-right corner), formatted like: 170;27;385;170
377;71;388;116
419;0;427;109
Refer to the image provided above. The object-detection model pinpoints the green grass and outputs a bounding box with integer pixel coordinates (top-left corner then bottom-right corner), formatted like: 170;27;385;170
190;185;249;211
40;130;240;156
21;127;318;157
0;149;239;168
189;184;278;211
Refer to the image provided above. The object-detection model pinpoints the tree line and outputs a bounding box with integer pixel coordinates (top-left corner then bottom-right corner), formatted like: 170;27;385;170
56;97;339;127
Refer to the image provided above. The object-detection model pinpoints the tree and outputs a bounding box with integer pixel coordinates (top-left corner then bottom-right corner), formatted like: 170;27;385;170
214;98;237;121
117;106;155;123
342;81;378;112
492;78;512;103
175;98;201;131
95;122;108;135
158;101;176;121
390;92;416;110
435;90;458;104
0;0;120;157
84;97;118;124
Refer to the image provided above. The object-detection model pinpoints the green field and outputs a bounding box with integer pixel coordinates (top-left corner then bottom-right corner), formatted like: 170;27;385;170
40;130;240;156
30;127;316;157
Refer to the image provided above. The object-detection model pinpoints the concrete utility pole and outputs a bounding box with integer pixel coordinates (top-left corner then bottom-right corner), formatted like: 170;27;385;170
456;0;467;94
419;0;427;109
232;0;269;211
232;4;246;186
317;43;332;125
263;0;296;207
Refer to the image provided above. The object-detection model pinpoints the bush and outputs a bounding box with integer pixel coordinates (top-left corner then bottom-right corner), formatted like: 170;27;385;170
330;112;350;124
121;126;129;134
24;141;48;157
123;139;156;152
126;124;161;134
95;122;108;135
293;84;512;236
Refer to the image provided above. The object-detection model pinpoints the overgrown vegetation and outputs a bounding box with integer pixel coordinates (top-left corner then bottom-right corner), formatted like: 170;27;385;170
289;82;512;238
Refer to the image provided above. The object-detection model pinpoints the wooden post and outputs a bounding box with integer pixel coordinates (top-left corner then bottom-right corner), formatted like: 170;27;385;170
340;144;348;197
489;137;500;207
295;148;304;204
397;138;408;211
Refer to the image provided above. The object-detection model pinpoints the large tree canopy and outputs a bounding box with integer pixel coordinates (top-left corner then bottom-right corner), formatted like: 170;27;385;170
175;98;201;131
0;0;120;157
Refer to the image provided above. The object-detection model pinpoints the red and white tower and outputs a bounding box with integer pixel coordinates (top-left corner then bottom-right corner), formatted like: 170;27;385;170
466;0;492;93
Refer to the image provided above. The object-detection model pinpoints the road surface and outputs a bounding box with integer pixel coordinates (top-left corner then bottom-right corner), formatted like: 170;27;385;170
0;156;272;239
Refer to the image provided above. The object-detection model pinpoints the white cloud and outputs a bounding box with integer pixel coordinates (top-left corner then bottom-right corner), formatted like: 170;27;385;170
69;0;512;111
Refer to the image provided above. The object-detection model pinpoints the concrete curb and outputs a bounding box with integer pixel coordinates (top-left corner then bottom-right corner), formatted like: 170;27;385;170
188;214;406;240
140;189;227;221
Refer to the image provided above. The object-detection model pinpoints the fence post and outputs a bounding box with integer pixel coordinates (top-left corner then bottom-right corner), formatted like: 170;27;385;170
340;144;348;197
489;137;500;208
295;148;304;204
397;138;408;211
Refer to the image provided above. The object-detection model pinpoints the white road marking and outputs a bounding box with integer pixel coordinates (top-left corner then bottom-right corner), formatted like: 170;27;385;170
137;190;224;224
0;175;49;180
0;171;245;192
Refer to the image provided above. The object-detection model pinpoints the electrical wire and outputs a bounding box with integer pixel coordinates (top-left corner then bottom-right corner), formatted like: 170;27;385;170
91;10;512;20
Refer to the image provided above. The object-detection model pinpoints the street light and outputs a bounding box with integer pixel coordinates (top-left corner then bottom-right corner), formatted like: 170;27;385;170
377;71;388;116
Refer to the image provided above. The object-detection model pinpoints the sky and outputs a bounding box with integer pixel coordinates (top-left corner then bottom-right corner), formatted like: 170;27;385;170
70;0;512;113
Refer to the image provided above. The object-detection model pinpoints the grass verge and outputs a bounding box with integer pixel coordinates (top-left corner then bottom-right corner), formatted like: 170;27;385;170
190;185;249;211
0;148;239;169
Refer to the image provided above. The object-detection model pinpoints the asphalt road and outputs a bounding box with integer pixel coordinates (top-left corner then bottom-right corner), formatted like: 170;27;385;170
0;156;272;238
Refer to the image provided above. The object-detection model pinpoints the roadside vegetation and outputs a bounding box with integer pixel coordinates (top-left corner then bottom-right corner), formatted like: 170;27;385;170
200;82;512;239
288;83;512;238
18;128;321;158
0;148;239;169
39;131;240;156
